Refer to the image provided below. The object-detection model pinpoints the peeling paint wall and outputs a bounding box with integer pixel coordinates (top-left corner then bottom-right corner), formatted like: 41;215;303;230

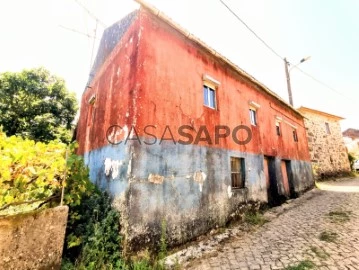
77;7;314;252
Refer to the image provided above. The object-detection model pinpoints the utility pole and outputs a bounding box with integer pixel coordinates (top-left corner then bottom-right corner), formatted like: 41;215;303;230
284;56;311;107
284;58;293;106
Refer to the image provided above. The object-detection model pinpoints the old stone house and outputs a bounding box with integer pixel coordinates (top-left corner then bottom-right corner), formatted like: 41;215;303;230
77;1;314;251
297;107;350;178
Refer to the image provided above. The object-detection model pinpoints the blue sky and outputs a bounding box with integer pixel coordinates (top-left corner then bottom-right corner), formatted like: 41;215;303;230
0;0;358;130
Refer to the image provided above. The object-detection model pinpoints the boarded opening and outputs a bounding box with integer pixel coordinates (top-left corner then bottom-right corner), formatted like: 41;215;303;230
285;160;297;198
281;160;290;196
264;156;281;206
231;157;245;189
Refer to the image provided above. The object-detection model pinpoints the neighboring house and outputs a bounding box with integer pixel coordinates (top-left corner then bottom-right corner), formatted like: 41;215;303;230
297;107;350;178
77;1;314;251
343;128;359;158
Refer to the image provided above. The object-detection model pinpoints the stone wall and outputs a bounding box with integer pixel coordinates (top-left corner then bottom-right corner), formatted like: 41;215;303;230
302;112;350;178
0;206;68;270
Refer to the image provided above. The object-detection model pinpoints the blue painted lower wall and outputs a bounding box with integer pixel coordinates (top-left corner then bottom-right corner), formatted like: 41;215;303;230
84;141;313;250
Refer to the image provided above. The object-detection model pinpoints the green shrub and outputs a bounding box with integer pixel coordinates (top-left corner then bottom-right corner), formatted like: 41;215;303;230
62;189;125;269
348;153;356;171
0;131;171;269
0;131;93;215
0;131;67;214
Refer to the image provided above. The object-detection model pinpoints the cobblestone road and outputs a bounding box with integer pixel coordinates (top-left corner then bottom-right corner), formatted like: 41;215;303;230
188;178;359;270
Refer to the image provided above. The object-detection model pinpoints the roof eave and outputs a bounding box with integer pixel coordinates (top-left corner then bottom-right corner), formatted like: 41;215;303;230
134;0;304;119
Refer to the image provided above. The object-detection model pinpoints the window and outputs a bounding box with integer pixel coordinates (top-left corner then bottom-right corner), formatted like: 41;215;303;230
203;85;216;109
248;101;260;126
325;122;331;134
249;109;257;126
276;121;281;136
231;157;245;189
293;130;298;142
87;94;96;127
203;74;219;110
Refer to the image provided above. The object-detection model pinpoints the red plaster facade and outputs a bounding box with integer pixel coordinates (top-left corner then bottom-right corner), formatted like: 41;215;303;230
76;6;314;250
78;8;310;162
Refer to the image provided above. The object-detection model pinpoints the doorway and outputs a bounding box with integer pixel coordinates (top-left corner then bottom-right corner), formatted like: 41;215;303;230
264;156;280;206
284;160;296;198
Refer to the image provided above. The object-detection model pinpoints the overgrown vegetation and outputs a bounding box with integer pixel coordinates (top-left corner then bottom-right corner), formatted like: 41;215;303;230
243;211;268;226
327;210;351;223
0;131;172;270
309;246;329;259
284;260;315;270
129;220;168;270
319;231;338;243
0;133;92;215
348;153;356;171
61;189;125;269
0;131;123;268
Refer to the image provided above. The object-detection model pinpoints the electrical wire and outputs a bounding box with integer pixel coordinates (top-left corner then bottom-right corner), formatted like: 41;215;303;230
89;20;99;71
74;0;107;28
219;0;283;60
218;0;353;101
59;25;99;40
294;66;351;100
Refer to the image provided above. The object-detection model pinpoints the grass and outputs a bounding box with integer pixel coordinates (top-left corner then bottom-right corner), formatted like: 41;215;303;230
284;260;315;270
319;231;338;243
244;212;268;226
309;246;330;259
327;210;351;223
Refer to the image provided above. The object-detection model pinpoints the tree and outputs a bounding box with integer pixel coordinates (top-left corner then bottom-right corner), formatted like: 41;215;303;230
0;67;77;143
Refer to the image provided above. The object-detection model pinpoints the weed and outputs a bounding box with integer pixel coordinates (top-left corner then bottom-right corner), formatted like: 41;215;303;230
174;257;181;270
159;219;167;260
244;211;268;226
284;260;315;270
132;259;151;270
310;246;329;259
319;231;338;243
327;211;351;223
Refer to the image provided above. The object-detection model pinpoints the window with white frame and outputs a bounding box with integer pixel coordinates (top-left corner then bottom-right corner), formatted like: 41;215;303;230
203;74;220;110
249;101;260;126
249;108;257;126
203;85;216;109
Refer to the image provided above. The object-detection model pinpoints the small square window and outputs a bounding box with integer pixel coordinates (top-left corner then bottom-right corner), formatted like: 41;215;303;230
325;122;331;134
249;109;257;126
276;122;281;136
293;130;298;142
230;157;245;189
203;85;216;109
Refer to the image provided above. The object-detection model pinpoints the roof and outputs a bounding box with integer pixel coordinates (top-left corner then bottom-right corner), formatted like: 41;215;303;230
297;106;345;121
343;128;359;139
134;0;304;118
86;10;138;87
